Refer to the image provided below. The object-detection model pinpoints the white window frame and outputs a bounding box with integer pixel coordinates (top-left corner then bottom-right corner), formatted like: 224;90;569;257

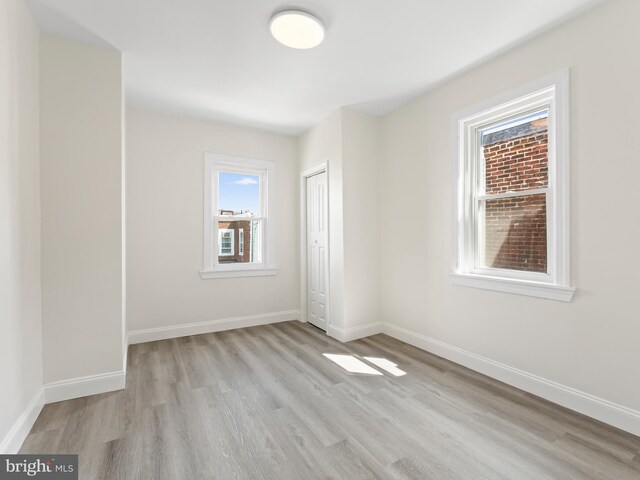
238;228;244;256
450;71;575;302
218;229;234;256
201;153;278;279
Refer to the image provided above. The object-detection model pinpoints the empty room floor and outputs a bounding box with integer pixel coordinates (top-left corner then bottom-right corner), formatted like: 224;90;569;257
21;321;640;480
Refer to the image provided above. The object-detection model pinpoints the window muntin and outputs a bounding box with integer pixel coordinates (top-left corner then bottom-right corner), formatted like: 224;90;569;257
202;153;276;277
452;73;571;298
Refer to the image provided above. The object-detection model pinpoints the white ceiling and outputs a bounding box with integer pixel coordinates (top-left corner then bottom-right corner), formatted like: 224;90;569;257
27;0;602;134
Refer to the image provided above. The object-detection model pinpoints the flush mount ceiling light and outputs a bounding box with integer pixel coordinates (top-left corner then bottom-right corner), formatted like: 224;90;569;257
269;10;325;49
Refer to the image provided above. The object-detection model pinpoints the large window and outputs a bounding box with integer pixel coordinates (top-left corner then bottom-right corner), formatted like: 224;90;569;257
450;72;574;301
201;153;277;279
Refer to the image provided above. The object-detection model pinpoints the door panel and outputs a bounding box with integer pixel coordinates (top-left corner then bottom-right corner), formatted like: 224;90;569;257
307;172;328;331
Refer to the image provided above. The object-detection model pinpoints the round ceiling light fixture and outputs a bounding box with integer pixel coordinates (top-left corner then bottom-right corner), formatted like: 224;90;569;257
269;10;325;49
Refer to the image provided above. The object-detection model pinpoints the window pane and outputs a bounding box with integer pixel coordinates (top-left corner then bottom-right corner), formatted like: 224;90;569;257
218;172;260;216
218;229;234;256
480;193;547;273
482;111;548;194
217;220;262;264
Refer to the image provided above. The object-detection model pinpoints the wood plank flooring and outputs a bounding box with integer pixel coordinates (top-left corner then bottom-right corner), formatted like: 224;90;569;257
21;321;640;479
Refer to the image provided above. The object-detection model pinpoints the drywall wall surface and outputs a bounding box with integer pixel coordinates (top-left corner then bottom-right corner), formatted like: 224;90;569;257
0;0;43;449
40;33;124;382
298;110;346;330
341;109;381;330
380;0;640;411
126;108;299;332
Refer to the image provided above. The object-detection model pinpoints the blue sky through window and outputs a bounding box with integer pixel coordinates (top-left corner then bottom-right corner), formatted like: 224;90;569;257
218;172;260;214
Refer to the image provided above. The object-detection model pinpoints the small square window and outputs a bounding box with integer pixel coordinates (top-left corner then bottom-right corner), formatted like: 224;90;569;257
218;229;234;257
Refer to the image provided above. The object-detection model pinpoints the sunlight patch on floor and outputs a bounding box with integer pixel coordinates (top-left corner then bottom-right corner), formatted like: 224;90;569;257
363;357;407;376
322;354;383;375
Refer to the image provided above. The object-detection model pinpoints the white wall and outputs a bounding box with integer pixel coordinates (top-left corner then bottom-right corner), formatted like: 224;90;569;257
0;0;43;451
298;110;345;332
342;110;381;332
40;34;125;383
298;109;381;339
126;108;299;333
380;0;640;419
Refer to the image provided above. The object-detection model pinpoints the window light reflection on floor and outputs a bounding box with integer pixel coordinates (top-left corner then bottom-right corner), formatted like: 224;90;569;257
363;357;407;377
323;354;383;375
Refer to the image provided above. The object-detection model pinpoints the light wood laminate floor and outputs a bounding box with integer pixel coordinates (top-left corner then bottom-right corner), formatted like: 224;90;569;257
21;321;640;479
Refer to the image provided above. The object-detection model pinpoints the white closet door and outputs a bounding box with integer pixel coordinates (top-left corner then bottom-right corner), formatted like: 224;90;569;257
306;171;328;330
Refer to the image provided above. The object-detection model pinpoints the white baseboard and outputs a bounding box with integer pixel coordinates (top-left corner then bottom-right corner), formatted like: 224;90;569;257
0;390;45;454
44;371;126;404
328;322;382;343
127;310;301;345
382;322;640;438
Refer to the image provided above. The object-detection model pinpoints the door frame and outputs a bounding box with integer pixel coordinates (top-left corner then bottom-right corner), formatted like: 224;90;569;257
300;163;329;332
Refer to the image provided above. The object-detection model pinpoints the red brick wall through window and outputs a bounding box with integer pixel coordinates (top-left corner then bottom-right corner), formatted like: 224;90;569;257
218;219;251;264
482;118;548;273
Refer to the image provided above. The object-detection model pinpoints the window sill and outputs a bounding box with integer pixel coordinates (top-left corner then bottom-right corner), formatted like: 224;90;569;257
200;268;278;279
449;272;575;302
